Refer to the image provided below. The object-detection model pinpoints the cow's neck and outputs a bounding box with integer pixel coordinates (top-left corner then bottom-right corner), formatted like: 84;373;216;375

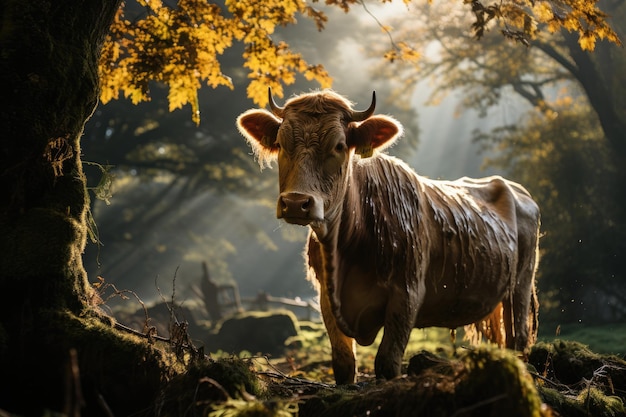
309;156;354;245
309;156;387;339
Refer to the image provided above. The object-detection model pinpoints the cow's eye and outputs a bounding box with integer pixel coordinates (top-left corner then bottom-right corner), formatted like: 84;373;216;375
335;142;346;152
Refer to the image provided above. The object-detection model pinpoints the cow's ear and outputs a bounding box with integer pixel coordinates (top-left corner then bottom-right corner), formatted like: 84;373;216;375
348;115;403;158
237;109;281;167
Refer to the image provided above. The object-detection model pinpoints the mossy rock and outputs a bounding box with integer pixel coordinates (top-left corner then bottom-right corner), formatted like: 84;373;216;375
455;348;545;417
529;340;626;417
407;349;454;376
529;340;626;396
208;310;300;357
537;386;625;417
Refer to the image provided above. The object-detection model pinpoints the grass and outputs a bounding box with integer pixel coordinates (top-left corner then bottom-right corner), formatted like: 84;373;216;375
538;322;626;355
273;321;626;382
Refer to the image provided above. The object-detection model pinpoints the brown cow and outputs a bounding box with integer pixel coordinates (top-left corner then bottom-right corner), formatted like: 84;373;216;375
237;89;540;384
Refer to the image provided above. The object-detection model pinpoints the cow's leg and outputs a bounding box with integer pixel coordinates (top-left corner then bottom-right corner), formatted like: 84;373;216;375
307;234;357;384
374;287;417;380
319;289;357;384
510;229;540;353
505;257;539;352
375;318;412;380
510;277;538;352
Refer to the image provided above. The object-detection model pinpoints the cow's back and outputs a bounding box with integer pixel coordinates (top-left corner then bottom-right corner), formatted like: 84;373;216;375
337;157;536;332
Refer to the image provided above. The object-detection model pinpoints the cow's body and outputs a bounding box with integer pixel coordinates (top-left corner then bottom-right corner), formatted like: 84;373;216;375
237;90;540;384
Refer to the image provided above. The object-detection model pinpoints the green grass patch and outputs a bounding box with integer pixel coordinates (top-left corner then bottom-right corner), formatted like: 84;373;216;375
538;322;626;355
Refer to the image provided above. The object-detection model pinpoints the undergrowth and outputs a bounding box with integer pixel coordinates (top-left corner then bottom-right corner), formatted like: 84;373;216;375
93;279;626;417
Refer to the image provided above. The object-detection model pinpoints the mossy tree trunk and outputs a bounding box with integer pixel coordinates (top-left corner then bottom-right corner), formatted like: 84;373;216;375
0;0;114;321
0;1;168;415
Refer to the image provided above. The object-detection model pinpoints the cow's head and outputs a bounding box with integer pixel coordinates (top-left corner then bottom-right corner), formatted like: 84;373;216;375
237;89;403;236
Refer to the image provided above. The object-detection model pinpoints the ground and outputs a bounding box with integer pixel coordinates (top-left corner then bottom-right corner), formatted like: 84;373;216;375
107;305;626;417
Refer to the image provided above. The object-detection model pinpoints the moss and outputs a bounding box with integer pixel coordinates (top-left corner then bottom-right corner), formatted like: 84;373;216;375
537;387;586;417
296;347;549;417
537;386;626;417
455;348;546;417
539;323;626;354
49;310;171;414
578;387;626;417
158;356;263;416
529;340;626;397
531;340;600;380
205;357;263;397
0;208;86;279
206;398;299;417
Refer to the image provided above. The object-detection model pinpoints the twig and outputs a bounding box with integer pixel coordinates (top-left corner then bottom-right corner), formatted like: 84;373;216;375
252;356;333;389
528;371;579;396
92;277;152;333
114;321;168;343
358;0;396;50
196;377;231;402
255;371;332;388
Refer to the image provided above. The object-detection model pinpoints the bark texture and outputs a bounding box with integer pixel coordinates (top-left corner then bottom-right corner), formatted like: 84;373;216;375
0;1;167;414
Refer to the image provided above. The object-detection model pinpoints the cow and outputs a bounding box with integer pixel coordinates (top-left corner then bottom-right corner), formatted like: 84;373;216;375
236;89;540;384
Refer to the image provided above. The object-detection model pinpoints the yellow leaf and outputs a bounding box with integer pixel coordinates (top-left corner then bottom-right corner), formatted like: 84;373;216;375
579;32;596;51
532;1;553;23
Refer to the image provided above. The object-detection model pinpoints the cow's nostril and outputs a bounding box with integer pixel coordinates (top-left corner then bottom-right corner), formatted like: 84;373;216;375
301;199;310;211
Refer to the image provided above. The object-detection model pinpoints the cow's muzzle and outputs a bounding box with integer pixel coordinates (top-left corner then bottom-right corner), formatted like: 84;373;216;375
277;192;323;225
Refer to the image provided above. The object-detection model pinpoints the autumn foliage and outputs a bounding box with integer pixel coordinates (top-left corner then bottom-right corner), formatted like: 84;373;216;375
464;0;620;49
99;0;332;125
99;0;620;124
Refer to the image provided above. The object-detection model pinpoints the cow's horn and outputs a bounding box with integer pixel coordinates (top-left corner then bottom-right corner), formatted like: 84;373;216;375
351;91;376;122
268;87;285;118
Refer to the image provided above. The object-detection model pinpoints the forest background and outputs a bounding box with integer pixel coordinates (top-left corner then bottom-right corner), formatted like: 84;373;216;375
84;0;626;331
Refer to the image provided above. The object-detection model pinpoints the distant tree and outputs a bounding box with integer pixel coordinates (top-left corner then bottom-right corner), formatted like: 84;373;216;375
474;98;626;323
373;0;625;157
0;0;620;414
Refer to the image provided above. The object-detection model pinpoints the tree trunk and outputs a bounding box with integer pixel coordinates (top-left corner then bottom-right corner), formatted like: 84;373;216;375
0;1;167;414
536;34;626;159
562;32;626;159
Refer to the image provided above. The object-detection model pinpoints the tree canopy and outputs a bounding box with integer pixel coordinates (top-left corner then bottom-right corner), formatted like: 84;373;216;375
99;0;620;125
100;0;332;124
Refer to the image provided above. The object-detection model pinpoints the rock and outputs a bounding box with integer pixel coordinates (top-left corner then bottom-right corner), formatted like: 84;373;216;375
209;309;300;357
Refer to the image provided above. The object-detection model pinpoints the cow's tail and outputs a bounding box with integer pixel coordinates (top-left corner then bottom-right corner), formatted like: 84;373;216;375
463;303;506;348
